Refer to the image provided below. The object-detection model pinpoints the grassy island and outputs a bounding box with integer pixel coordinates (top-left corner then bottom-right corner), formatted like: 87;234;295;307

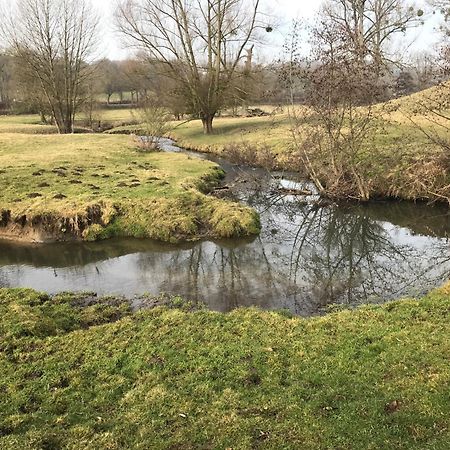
0;132;259;243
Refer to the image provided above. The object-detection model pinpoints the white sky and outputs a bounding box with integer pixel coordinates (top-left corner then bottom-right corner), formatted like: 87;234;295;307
6;0;442;61
92;0;324;60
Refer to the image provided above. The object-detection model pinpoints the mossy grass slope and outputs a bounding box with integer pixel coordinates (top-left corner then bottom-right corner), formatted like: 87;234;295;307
0;133;259;242
0;285;449;449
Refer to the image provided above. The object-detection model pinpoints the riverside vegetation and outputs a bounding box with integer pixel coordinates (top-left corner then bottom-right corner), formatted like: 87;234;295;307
0;285;449;449
0;80;449;450
100;83;450;204
0;83;448;243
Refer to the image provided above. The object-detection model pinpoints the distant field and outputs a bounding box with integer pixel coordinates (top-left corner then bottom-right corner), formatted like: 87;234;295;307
171;114;292;153
0;108;138;134
95;91;134;104
0;114;58;134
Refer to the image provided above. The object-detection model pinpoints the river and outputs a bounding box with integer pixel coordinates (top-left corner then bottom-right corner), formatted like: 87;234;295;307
0;139;449;315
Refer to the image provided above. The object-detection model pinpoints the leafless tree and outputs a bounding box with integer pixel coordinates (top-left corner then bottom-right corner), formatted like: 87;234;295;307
322;0;424;71
116;0;263;134
0;54;14;107
429;0;450;33
285;19;387;201
3;0;99;133
134;95;173;150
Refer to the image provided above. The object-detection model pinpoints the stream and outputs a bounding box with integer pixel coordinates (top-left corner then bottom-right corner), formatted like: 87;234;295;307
0;138;449;315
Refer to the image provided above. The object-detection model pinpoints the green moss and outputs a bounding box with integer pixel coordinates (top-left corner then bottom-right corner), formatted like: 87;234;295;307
0;285;449;449
206;200;261;237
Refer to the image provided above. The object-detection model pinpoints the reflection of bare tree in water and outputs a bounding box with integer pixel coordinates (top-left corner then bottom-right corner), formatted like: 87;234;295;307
237;170;450;312
133;240;285;311
288;205;414;307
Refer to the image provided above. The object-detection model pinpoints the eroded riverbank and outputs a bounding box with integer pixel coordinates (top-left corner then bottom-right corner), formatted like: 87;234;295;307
0;134;259;243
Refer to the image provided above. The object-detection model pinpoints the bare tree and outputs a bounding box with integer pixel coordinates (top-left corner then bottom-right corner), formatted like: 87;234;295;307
117;0;263;134
134;95;173;151
3;0;99;133
0;54;14;107
291;21;386;201
429;0;450;33
322;0;424;71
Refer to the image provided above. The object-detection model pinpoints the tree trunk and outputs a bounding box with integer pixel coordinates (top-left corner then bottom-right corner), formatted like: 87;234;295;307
39;110;47;124
202;115;214;134
54;113;73;134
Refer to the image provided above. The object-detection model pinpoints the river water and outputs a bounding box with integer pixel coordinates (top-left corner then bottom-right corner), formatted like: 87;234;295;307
0;139;449;315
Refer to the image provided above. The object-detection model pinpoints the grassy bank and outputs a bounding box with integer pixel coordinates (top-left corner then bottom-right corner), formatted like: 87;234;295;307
0;133;259;242
2;83;449;204
165;86;450;203
0;285;449;449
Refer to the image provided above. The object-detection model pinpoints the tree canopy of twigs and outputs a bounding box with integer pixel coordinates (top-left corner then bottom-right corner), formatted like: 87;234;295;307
2;0;99;134
322;0;424;72
116;0;262;134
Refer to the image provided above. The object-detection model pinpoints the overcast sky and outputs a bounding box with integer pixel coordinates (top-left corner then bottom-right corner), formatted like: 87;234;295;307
68;0;445;61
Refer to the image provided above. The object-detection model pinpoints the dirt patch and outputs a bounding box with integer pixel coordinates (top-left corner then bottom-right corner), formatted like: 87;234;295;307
0;203;111;243
52;170;67;177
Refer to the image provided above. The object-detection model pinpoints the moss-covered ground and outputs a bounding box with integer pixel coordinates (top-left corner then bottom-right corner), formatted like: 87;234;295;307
0;285;449;449
0;132;259;242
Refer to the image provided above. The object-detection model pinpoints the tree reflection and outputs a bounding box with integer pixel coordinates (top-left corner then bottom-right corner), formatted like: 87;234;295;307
0;169;449;316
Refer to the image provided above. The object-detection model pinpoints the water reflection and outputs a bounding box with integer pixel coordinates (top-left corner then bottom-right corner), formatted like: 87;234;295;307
0;148;449;315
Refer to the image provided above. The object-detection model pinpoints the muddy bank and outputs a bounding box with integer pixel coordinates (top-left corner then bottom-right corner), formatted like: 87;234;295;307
0;204;107;243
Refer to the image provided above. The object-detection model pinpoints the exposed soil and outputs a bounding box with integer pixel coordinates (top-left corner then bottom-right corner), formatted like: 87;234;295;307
0;203;110;243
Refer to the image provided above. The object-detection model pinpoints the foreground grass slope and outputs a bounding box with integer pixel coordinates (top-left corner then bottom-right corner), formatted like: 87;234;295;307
0;133;259;242
1;286;449;449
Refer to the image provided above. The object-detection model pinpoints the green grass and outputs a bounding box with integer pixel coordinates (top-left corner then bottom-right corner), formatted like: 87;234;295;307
95;108;137;123
2;83;449;203
0;133;259;242
95;91;134;104
0;115;58;134
0;285;449;449
163;89;450;202
170;114;292;153
0;109;138;134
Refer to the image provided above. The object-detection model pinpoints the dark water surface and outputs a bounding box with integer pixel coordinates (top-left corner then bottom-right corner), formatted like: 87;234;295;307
1;139;449;315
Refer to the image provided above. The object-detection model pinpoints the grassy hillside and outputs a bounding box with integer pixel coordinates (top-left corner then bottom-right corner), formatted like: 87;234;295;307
164;87;450;203
0;285;449;449
0;133;259;242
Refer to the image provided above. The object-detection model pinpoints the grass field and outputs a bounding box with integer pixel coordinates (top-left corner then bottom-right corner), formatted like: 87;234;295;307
0;284;449;449
1;83;449;203
0;133;259;242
